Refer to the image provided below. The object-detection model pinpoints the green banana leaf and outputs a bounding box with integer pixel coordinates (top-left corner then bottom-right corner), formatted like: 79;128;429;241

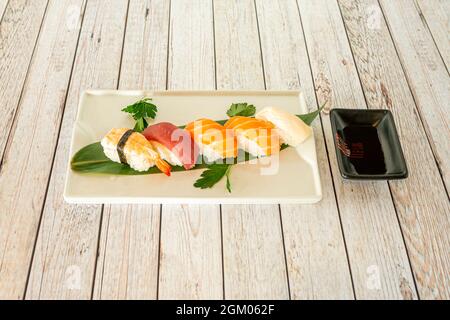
71;107;323;175
71;142;260;175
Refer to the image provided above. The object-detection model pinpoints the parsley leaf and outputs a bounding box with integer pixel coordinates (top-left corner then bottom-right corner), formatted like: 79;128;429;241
133;118;147;133
121;98;158;132
194;164;233;193
226;103;256;117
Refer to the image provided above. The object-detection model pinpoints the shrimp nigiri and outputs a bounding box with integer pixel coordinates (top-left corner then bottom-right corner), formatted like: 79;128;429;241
224;116;280;157
101;128;171;176
185;118;237;162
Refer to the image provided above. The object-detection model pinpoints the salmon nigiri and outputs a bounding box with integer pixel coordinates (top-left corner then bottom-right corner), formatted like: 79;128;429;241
185;118;237;161
101;128;171;175
224;116;280;157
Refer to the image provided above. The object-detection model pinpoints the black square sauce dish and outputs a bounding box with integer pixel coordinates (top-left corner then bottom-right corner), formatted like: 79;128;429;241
330;109;408;180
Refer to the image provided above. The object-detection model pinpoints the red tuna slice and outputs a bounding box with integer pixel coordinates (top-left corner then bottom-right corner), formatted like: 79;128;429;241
143;122;199;170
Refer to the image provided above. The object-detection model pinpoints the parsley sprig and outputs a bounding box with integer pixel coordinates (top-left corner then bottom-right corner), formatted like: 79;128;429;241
226;103;256;117
194;164;233;193
121;98;158;132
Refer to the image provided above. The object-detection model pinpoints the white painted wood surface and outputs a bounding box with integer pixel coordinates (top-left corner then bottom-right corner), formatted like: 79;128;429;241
25;0;129;299
339;0;450;299
368;0;450;300
0;0;9;19
255;0;354;300
297;0;417;299
380;0;450;192
0;0;48;161
158;0;223;300
415;0;450;70
0;0;448;300
214;0;289;300
92;0;170;300
0;0;84;299
93;205;161;299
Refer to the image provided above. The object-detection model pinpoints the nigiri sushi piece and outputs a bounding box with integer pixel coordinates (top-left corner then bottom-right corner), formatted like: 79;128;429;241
101;128;171;176
224;116;280;157
185;118;237;162
256;107;312;146
143;122;199;170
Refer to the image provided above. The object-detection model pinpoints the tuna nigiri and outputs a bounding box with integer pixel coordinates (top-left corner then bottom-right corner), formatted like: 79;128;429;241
101;128;171;175
185;118;237;162
224;116;280;157
143;122;199;170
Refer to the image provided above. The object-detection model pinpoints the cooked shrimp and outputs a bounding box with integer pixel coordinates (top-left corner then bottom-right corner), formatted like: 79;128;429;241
101;128;171;176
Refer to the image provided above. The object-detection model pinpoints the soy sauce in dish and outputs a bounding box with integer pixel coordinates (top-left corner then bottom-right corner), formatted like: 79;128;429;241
342;126;386;174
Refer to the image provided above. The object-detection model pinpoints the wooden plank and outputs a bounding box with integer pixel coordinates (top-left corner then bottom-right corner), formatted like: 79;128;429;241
214;0;289;300
0;0;84;300
93;205;161;299
341;0;450;299
295;0;417;299
379;0;450;191
157;0;223;300
0;0;9;19
25;0;129;299
221;206;289;299
93;0;170;300
214;0;265;88
0;0;48;161
415;0;450;70
255;0;354;300
118;0;170;90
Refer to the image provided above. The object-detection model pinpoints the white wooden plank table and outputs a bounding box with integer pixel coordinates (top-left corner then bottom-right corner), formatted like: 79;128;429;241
0;0;448;300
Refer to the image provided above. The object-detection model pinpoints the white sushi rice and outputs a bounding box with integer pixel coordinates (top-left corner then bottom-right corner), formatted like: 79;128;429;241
101;137;155;172
236;134;268;158
256;107;312;146
126;150;156;172
199;143;224;162
150;141;183;167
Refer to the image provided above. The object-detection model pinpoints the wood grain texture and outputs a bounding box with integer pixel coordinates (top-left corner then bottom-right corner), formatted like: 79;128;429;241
93;205;161;299
93;0;170;300
118;0;170;90
158;0;223;300
0;0;84;300
255;0;354;300
0;0;48;161
0;0;446;301
214;0;289;300
343;0;450;299
297;0;417;299
221;205;288;299
0;0;8;19
214;0;264;89
379;0;450;191
415;0;450;70
25;0;128;300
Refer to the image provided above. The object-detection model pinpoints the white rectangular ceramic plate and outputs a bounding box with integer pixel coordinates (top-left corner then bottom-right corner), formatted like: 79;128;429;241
64;90;322;204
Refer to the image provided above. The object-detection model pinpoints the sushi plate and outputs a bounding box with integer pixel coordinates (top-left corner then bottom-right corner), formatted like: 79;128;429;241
64;90;322;204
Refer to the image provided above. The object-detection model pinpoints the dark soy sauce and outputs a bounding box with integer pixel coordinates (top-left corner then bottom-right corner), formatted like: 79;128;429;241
343;126;386;174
